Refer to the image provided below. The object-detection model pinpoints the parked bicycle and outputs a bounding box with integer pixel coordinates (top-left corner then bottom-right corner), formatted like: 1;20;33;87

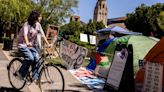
7;47;65;92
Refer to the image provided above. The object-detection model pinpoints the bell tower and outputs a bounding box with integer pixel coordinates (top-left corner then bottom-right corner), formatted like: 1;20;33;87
93;0;108;26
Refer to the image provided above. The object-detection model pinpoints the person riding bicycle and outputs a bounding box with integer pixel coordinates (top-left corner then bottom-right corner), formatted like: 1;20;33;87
17;10;50;80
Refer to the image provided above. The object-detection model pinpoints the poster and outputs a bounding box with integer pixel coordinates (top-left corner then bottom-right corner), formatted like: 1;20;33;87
80;33;88;42
89;35;96;45
106;48;128;90
60;39;88;69
80;33;96;45
143;62;163;92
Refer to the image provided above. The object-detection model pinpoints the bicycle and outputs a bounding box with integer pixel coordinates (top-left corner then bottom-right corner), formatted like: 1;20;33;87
7;47;65;92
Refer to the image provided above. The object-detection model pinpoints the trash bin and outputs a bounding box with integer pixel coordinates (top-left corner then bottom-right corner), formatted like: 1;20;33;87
3;39;13;51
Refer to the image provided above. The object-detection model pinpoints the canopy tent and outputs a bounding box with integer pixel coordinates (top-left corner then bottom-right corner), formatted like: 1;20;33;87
96;26;142;35
98;35;158;74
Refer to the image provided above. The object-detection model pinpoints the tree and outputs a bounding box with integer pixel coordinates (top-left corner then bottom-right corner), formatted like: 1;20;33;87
0;0;35;37
59;20;105;50
32;0;78;28
84;20;105;34
95;21;106;30
157;11;164;31
0;0;79;38
125;3;164;38
60;21;81;41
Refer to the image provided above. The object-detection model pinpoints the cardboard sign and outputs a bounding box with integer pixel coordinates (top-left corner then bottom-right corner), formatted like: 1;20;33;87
143;62;163;92
106;48;128;90
60;40;88;69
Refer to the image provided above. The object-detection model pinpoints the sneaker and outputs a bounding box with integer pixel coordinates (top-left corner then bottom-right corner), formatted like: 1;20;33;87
25;76;32;85
34;79;39;85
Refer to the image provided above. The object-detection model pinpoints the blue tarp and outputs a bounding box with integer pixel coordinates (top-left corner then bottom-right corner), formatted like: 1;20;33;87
96;26;142;35
97;37;115;53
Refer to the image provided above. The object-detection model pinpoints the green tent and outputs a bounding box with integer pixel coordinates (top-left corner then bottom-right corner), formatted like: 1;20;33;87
100;35;158;74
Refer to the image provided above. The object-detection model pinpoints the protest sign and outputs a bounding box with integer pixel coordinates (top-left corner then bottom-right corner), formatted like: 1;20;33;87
106;46;128;90
143;62;163;92
104;44;135;92
60;40;88;69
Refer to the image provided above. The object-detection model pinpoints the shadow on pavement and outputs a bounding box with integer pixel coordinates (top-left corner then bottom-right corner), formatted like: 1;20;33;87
44;89;81;92
69;83;109;92
44;90;80;92
54;64;67;70
0;87;22;92
69;83;91;90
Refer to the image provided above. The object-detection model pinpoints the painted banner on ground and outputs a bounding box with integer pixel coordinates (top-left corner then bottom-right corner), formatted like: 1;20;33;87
60;39;88;69
143;62;163;92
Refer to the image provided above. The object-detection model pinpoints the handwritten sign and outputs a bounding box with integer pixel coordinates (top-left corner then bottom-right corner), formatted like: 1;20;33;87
60;40;88;69
143;62;163;92
106;49;128;90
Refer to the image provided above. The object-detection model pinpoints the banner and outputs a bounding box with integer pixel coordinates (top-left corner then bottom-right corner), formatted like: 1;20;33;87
60;40;88;69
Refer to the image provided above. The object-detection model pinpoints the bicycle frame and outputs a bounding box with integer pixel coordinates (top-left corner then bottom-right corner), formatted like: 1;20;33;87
25;52;51;83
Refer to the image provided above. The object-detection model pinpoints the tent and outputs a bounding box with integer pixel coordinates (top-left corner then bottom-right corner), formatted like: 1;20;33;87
135;37;164;91
95;35;158;78
96;26;142;35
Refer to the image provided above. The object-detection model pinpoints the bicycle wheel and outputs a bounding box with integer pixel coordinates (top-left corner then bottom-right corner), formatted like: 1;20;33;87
7;58;26;90
39;64;65;92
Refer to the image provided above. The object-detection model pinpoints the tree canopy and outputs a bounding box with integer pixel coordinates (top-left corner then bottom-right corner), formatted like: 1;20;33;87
0;0;35;35
32;0;78;26
60;20;105;49
0;0;78;38
125;3;164;38
157;11;164;31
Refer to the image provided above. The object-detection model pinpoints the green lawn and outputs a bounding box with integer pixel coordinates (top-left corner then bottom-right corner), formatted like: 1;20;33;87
47;56;90;67
0;44;2;49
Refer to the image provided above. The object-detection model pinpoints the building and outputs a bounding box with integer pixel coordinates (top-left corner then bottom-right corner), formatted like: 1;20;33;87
93;0;108;26
107;17;127;28
92;0;128;46
70;15;80;22
70;15;86;26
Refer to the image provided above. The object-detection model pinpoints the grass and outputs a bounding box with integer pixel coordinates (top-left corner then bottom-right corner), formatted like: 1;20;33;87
0;44;3;49
82;58;90;67
47;56;90;67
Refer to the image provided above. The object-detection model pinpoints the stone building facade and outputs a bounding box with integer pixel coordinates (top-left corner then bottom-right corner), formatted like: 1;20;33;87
93;0;108;26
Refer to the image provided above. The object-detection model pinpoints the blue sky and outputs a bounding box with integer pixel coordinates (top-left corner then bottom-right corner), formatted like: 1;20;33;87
73;0;164;23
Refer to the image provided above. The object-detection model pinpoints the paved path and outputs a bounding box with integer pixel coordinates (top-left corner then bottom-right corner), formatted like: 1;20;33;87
0;49;93;92
0;50;31;92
